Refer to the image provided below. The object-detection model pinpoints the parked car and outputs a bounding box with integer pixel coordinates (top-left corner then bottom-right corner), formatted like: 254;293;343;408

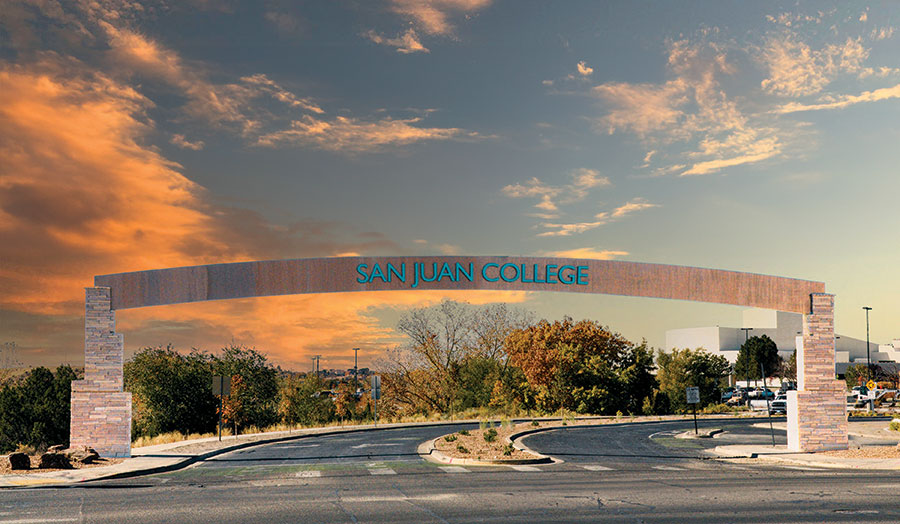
769;394;787;415
748;388;775;400
727;390;748;406
721;387;735;403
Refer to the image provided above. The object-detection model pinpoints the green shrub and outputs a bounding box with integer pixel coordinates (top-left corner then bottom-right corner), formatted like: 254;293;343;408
456;444;470;454
458;429;470;436
890;420;900;432
502;443;515;456
483;428;498;442
530;420;540;427
444;434;458;442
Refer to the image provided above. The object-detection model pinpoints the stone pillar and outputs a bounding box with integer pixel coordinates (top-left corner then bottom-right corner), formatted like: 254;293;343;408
70;287;132;458
787;293;848;452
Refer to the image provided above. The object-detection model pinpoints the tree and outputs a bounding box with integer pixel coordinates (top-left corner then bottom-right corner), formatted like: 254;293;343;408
278;374;334;427
844;363;869;390
382;300;531;415
125;345;218;438
734;335;780;387
504;318;655;414
211;344;280;429
656;348;731;413
0;365;77;452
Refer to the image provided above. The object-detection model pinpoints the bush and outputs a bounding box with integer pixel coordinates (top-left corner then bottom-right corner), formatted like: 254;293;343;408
502;443;515;456
890;420;900;432
531;420;540;426
0;366;77;453
458;429;470;436
444;434;458;442
456;444;470;454
483;428;498;442
701;403;746;414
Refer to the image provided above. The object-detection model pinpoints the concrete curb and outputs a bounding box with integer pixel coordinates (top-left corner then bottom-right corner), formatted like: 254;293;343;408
418;437;553;466
675;428;723;439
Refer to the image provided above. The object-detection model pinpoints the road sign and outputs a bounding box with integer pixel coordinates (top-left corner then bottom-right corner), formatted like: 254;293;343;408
371;375;382;400
212;375;231;396
686;387;700;404
866;380;877;390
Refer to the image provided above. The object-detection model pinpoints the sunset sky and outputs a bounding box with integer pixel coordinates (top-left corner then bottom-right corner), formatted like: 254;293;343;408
1;1;898;372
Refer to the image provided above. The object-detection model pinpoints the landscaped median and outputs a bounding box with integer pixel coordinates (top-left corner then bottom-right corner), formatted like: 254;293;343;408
419;421;556;466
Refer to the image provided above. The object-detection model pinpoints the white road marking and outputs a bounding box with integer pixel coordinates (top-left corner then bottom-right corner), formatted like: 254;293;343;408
368;468;396;475
508;465;541;472
581;465;613;471
439;466;470;473
779;466;828;471
294;470;321;478
341;494;457;503
352;443;402;449
0;518;78;524
652;465;685;471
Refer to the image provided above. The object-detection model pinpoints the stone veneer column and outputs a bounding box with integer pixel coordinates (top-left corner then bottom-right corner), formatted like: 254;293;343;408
69;287;132;458
787;293;848;452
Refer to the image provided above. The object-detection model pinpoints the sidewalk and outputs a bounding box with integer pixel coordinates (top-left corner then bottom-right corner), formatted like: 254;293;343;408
0;419;474;489
710;418;900;470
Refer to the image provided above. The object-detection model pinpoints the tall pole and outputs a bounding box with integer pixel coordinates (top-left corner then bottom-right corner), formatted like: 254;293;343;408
353;347;359;393
740;327;753;390
863;307;873;380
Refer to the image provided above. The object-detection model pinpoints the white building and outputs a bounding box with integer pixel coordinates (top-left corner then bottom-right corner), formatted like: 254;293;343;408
665;308;896;376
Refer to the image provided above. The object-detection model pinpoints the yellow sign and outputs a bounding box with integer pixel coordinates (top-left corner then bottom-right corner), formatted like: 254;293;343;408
866;380;877;390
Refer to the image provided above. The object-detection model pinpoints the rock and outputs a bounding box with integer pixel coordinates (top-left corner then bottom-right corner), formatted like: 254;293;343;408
47;444;67;453
6;452;30;470
38;452;71;470
69;447;100;465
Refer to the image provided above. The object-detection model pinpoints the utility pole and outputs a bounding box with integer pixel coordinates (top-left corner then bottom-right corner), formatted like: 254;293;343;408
353;347;359;393
863;307;873;380
314;355;321;378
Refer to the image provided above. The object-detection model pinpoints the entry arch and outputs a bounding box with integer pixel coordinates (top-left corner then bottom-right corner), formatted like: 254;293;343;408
70;256;847;456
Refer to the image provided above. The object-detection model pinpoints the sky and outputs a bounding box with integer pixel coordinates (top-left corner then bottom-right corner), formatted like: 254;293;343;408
1;0;898;372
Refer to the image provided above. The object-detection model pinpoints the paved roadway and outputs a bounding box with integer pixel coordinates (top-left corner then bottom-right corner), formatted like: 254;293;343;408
3;419;900;523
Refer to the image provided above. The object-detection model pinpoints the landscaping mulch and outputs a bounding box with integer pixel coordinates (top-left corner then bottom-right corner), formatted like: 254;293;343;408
0;455;123;475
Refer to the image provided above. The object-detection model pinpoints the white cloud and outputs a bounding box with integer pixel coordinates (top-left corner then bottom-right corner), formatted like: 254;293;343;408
612;198;659;217
774;82;900;113
576;61;593;76
537;219;608;237
364;29;430;54
758;35;869;97
502;169;610;212
170;134;205;150
256;115;477;152
534;197;656;238
389;0;492;36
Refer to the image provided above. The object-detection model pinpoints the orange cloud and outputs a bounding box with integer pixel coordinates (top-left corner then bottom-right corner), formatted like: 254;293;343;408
118;290;530;370
0;60;527;369
389;0;492;36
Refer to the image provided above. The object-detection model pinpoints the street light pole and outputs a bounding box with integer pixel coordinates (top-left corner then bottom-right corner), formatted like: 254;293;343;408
740;327;753;390
863;306;873;380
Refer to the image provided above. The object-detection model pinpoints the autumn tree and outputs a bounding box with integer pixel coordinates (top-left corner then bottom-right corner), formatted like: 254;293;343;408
212;344;279;429
656;348;731;412
382;300;531;414
278;374;334;427
504;318;656;414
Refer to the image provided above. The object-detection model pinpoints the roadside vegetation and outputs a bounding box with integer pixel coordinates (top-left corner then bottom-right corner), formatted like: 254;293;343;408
1;301;818;453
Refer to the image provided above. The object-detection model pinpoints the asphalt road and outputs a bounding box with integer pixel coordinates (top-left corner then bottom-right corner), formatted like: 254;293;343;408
3;419;900;523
